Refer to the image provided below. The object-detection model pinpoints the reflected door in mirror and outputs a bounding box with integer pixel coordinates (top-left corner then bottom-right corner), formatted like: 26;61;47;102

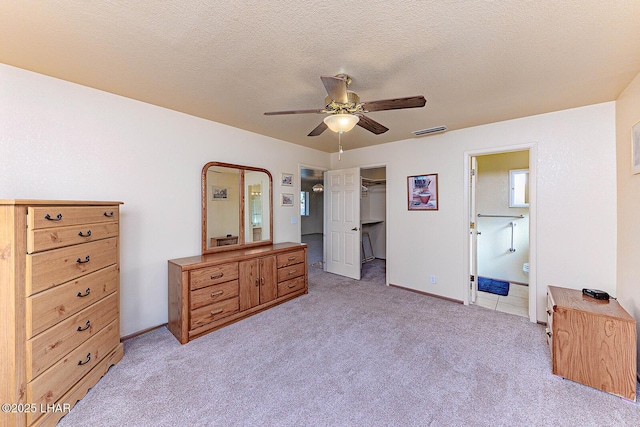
244;170;271;243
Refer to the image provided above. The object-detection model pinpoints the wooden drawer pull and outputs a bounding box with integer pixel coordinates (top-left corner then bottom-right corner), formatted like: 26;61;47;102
103;211;114;217
288;270;295;276
77;288;91;298
210;272;224;280
288;283;297;289
78;230;92;237
211;290;224;297
76;255;91;264
77;353;91;366
77;320;91;332
287;256;296;261
210;308;224;316
44;213;63;221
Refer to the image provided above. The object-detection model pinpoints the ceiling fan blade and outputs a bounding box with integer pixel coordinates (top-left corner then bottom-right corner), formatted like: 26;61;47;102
308;121;328;137
356;114;389;135
362;95;426;112
264;108;324;115
321;75;348;103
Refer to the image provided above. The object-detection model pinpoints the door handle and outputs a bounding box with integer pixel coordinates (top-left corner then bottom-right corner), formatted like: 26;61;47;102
351;227;359;231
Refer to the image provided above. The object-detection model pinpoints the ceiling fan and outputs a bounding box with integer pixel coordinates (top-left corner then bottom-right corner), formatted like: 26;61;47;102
264;74;427;137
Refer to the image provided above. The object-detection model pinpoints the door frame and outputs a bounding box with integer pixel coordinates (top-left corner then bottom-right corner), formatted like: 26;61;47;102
298;163;328;265
462;143;538;323
359;163;390;286
309;161;390;284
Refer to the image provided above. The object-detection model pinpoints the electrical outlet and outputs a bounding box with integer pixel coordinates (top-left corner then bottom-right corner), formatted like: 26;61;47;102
430;275;437;284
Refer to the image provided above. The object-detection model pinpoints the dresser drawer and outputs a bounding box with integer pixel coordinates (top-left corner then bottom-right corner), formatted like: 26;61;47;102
277;262;305;282
28;205;119;230
27;293;118;381
277;275;306;298
190;298;239;329
27;221;119;254
191;279;239;310
27;265;119;338
27;320;120;408
276;250;305;268
26;237;118;296
190;263;239;290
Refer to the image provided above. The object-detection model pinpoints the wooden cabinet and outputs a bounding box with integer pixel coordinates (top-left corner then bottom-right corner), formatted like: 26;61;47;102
546;285;637;401
0;200;123;427
239;256;277;310
168;243;307;344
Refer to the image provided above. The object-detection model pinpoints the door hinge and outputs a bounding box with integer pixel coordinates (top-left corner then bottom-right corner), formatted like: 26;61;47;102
470;275;475;282
471;169;476;177
470;222;475;229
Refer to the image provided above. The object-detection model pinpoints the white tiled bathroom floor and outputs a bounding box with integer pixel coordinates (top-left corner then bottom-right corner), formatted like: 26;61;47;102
476;283;528;318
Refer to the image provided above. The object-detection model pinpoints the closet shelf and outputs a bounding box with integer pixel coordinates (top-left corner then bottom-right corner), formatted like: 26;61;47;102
477;214;524;219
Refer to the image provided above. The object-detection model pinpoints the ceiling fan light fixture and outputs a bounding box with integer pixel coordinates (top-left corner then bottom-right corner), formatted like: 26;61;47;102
312;183;324;193
323;114;359;133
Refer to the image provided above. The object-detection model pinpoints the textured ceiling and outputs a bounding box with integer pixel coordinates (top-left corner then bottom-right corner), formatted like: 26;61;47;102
2;1;640;153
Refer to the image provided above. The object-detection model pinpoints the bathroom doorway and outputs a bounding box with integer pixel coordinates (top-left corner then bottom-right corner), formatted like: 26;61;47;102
467;148;535;320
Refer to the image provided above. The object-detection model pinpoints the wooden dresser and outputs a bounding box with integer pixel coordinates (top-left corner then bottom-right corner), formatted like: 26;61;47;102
0;200;124;426
546;285;637;401
168;242;308;344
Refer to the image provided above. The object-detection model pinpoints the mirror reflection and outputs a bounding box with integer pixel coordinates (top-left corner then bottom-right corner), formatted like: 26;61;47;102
203;162;273;254
205;165;241;249
244;171;271;243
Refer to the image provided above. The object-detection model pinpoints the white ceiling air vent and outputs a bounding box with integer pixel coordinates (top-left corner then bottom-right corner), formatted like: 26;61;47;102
412;125;448;137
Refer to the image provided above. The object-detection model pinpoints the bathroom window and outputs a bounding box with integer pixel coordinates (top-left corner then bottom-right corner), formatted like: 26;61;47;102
509;169;529;207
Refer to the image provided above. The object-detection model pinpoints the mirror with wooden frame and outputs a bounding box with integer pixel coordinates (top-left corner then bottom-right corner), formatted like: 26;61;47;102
202;162;273;254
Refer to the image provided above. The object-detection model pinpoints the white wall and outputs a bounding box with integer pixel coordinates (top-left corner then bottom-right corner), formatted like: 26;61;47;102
0;64;330;336
331;102;617;322
615;71;640;374
0;63;622;332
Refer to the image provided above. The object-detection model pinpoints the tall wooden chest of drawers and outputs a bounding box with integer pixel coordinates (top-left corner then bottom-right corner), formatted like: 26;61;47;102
0;200;124;426
168;243;308;344
546;285;637;401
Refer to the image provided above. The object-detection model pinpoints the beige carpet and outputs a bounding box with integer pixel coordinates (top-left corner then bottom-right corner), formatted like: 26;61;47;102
58;260;640;426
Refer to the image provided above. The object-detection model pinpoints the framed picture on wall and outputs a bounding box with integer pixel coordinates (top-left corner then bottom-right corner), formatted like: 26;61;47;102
407;174;438;210
281;193;294;207
211;186;229;200
632;120;640;174
281;173;294;186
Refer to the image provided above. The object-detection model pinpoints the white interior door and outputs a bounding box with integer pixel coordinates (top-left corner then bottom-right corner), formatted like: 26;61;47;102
324;167;361;280
470;157;478;303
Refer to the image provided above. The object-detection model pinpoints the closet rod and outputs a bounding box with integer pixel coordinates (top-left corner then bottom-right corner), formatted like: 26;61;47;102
477;214;524;219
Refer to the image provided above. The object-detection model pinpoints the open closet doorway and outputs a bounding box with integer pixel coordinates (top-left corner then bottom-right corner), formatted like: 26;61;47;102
467;147;536;322
300;166;326;270
319;165;388;281
360;166;387;282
